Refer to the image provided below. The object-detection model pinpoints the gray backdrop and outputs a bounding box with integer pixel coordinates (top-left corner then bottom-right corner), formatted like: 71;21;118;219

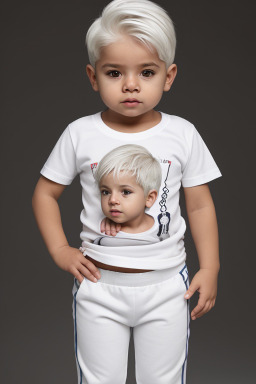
1;0;255;383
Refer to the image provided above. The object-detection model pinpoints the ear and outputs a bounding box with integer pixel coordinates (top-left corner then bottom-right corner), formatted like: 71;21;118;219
145;190;158;208
86;64;99;91
163;63;177;92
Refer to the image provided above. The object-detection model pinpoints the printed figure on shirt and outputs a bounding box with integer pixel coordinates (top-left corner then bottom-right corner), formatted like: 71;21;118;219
91;155;172;241
91;144;169;247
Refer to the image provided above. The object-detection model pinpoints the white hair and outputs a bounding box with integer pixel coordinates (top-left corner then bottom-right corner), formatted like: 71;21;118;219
94;144;162;195
86;0;176;68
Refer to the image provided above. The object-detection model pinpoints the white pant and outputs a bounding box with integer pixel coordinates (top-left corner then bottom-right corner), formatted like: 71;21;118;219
72;263;190;384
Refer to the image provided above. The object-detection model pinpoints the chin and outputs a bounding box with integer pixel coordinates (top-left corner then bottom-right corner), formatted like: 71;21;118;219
107;215;124;224
113;108;145;117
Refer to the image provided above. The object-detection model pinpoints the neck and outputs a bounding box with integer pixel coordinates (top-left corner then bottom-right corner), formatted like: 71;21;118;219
120;214;154;234
101;109;161;133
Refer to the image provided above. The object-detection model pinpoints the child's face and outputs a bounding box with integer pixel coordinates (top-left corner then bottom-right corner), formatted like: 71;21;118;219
87;35;177;120
99;171;157;229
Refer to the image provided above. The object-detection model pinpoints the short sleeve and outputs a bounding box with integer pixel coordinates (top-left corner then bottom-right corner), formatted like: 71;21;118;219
40;125;78;185
181;126;222;187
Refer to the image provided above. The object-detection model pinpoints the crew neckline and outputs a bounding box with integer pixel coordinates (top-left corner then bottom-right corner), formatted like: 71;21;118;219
93;111;168;140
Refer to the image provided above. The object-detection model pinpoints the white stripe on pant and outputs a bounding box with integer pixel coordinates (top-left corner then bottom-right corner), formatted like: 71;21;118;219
72;262;190;384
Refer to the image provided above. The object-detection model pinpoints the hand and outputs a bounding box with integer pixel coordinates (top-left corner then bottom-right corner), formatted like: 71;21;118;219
51;245;101;283
184;268;218;320
100;217;121;236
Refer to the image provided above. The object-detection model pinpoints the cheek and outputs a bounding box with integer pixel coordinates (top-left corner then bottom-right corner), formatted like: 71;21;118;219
98;86;116;104
144;80;164;98
98;78;117;90
151;75;166;88
129;197;145;210
98;86;108;99
101;197;108;207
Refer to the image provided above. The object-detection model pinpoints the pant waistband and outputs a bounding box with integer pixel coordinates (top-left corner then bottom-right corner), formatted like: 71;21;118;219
97;262;186;287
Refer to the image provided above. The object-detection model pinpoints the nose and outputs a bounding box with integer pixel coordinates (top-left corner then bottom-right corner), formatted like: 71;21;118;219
109;192;120;205
122;74;140;93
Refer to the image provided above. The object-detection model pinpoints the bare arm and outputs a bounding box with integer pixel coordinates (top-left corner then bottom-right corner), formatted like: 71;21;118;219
32;176;68;254
183;183;220;320
32;176;101;282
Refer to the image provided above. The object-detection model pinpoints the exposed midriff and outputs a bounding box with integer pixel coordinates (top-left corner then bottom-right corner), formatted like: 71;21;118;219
86;255;154;273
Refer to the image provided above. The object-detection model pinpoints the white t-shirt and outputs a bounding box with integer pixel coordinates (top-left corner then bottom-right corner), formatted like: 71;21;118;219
40;111;222;270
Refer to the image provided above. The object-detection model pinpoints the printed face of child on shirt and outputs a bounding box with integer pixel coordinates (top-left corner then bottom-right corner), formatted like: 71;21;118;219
99;171;157;232
86;35;177;126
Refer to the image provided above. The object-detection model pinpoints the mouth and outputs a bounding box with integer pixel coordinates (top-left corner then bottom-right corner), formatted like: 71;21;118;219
110;209;122;216
121;99;142;107
123;98;141;102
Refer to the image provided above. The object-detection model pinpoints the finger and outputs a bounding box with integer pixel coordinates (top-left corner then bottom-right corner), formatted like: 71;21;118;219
116;224;121;232
71;263;95;284
105;220;111;235
184;281;199;299
193;302;211;319
100;218;107;232
110;222;118;236
79;259;99;282
74;271;85;284
191;301;206;320
205;300;215;313
80;265;99;283
82;257;101;280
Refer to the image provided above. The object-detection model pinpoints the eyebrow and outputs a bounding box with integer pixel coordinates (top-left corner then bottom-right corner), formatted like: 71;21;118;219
120;185;134;188
101;62;160;69
100;184;135;189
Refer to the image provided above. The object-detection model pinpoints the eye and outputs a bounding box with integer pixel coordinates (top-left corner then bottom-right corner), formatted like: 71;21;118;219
141;69;155;77
107;70;121;78
122;189;132;196
101;190;109;196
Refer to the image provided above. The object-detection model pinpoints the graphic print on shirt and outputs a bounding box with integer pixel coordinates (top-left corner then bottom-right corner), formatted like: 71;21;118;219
157;160;171;240
90;157;172;244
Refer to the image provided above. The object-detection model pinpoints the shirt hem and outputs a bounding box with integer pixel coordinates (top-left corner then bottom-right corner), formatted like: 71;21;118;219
81;246;186;270
182;169;222;187
40;166;73;185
